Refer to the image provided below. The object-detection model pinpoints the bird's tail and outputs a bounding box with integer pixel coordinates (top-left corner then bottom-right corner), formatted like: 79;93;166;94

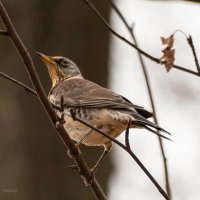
131;113;171;141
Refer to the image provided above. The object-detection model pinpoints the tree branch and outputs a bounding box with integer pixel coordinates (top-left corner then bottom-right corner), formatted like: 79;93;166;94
0;2;107;200
187;35;200;73
82;0;200;77
70;113;170;200
82;0;159;63
125;119;131;151
108;1;172;198
0;71;37;96
0;29;8;36
109;0;171;197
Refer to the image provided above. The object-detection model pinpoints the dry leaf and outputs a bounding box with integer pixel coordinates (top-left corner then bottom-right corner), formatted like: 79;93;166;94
161;35;174;48
160;34;175;72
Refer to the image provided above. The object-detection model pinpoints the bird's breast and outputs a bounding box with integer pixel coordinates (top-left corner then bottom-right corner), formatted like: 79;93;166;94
59;107;131;146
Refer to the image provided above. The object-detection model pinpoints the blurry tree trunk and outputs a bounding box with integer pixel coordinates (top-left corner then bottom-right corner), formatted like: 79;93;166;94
0;0;111;200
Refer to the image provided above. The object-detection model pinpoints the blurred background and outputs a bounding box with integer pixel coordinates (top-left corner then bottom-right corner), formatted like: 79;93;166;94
0;0;111;199
0;0;200;200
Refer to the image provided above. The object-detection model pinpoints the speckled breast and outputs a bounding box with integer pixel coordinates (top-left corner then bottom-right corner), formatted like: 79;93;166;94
61;107;131;146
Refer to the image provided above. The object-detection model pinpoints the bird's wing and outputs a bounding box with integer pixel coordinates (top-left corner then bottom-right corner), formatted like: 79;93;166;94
49;78;152;118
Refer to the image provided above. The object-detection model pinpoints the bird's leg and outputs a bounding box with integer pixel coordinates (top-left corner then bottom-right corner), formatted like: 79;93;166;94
90;141;112;174
90;150;108;174
75;129;94;148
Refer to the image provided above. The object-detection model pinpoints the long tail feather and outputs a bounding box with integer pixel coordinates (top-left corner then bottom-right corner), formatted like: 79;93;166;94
130;110;172;141
132;112;171;135
141;120;170;135
144;126;172;141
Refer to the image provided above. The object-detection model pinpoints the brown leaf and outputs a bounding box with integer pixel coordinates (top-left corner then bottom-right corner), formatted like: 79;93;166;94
160;49;175;72
161;34;174;48
160;34;175;72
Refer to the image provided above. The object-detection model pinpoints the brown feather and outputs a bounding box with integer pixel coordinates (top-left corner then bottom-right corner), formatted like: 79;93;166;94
49;77;152;119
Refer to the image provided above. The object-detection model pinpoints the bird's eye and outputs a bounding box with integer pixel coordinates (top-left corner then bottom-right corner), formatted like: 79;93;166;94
56;58;68;67
61;59;68;65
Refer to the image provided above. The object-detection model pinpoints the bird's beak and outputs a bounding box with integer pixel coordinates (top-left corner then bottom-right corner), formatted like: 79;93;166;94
36;52;59;87
36;52;56;65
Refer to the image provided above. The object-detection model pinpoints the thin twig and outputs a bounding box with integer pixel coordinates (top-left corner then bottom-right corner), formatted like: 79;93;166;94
173;63;199;76
125;119;131;151
0;29;8;36
82;0;159;62
173;30;200;74
82;0;200;77
82;0;171;199
108;1;172;198
0;71;37;96
0;2;107;200
187;35;200;73
70;114;170;200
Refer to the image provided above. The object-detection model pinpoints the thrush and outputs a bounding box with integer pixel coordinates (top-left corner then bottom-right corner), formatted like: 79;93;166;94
36;52;170;171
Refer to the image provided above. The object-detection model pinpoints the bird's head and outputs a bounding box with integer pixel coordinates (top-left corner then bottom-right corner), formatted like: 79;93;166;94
36;52;82;86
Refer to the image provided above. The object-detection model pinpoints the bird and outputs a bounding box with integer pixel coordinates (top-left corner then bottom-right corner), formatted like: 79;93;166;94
36;52;170;172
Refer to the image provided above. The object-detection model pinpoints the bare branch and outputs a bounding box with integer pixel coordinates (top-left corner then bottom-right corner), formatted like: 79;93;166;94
82;0;159;63
0;2;107;200
125;119;131;151
71;114;170;200
0;29;8;36
83;0;200;77
174;64;199;76
187;35;200;73
108;0;172;198
0;71;37;96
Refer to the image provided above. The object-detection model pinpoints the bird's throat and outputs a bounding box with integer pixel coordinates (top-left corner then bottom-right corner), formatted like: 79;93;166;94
47;65;60;87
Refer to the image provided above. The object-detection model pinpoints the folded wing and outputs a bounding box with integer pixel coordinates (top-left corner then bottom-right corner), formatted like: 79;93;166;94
49;78;153;119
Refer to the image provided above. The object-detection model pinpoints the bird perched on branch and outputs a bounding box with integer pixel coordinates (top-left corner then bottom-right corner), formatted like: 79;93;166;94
36;52;170;172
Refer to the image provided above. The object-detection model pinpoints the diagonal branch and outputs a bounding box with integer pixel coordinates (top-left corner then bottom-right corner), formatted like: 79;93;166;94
82;0;200;77
0;71;37;96
0;2;107;200
0;29;8;36
108;1;172;198
82;0;158;63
